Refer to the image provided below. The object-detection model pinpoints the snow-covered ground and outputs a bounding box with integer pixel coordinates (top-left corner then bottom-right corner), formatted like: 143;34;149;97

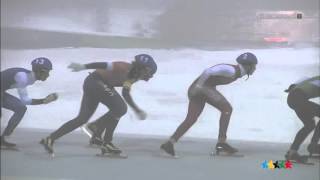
1;47;319;143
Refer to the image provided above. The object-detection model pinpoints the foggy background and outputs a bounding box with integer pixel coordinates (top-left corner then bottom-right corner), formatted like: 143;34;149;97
1;0;319;143
1;0;319;48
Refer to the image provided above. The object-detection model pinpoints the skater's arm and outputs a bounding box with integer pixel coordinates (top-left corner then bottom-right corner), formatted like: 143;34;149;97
30;94;58;105
16;87;32;105
15;72;58;105
17;88;57;105
122;89;140;112
16;87;47;105
68;62;113;72
122;87;147;120
30;93;58;105
15;72;33;105
122;80;142;112
84;62;113;70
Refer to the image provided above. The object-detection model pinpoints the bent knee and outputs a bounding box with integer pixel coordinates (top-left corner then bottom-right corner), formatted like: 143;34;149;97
112;104;128;118
305;123;316;131
222;105;233;115
73;118;88;126
15;105;27;114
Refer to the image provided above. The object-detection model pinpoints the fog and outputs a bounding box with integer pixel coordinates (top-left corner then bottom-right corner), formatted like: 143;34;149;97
1;0;319;143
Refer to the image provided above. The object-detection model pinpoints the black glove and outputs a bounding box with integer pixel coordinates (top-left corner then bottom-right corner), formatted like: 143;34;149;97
43;93;58;104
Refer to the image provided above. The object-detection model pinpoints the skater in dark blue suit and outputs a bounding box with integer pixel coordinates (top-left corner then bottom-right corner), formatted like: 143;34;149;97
1;57;58;147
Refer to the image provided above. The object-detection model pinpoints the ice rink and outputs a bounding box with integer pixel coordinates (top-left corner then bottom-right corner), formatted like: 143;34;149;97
1;128;319;180
1;0;319;180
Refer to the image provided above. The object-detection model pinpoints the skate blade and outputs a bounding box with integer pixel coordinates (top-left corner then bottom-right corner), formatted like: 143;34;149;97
308;154;320;159
87;144;100;148
309;156;320;161
40;144;53;156
210;151;244;157
96;153;128;159
0;146;19;151
159;149;179;159
81;126;93;138
302;154;320;158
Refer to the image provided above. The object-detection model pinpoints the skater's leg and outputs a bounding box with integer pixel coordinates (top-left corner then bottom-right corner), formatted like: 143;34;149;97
288;91;317;152
41;74;102;154
49;93;98;140
284;90;314;161
170;98;206;142
310;120;320;145
1;92;27;137
160;84;205;157
99;91;127;143
308;101;320;154
48;74;104;140
310;102;320;145
88;111;114;138
202;89;238;153
204;89;232;142
85;84;127;153
161;98;205;157
289;108;315;151
307;120;320;155
308;101;320;117
78;77;127;150
84;95;127;141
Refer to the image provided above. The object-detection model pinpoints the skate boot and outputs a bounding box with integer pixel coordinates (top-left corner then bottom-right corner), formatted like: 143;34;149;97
101;142;122;154
307;144;320;156
0;136;16;148
89;136;103;146
40;137;54;155
215;142;238;155
285;151;308;163
81;123;98;138
160;141;176;157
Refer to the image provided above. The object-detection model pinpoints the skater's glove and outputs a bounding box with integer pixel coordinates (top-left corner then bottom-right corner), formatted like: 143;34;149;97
68;63;86;72
136;110;147;120
43;93;58;104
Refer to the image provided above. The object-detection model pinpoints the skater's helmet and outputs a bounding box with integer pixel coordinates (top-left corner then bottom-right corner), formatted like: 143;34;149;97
134;54;157;75
236;52;258;65
31;57;53;72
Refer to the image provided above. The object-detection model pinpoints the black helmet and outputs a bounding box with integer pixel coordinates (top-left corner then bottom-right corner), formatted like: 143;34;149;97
134;54;157;75
31;57;53;71
236;52;258;65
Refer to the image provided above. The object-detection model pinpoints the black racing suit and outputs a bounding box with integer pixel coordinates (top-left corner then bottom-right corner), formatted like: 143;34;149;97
287;76;320;151
49;72;127;143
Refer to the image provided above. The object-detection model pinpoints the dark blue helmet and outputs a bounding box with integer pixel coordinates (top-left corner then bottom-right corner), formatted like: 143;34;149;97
236;52;258;65
134;54;157;74
31;57;53;71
